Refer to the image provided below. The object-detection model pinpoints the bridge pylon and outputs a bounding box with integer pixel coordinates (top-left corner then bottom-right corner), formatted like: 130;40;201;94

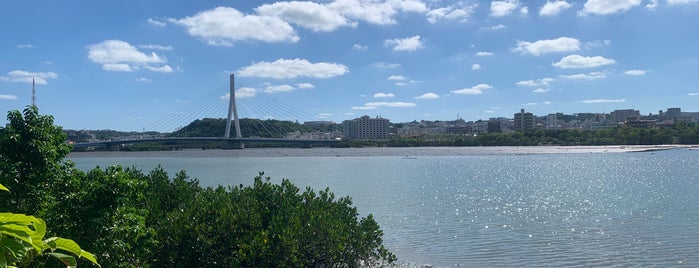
224;74;244;148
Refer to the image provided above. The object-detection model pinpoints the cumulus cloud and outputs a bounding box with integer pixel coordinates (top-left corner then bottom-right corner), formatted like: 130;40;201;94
86;40;172;72
329;0;427;25
170;7;299;46
352;44;368;50
625;69;646;76
540;1;572;16
374;92;395;98
581;98;626;103
490;0;524;16
514;37;580;56
517;78;555;86
426;4;477;23
17;44;34;49
351;106;378;110
0;94;18;100
238;58;349;79
560;71;607;80
481;24;507;31
580;0;641;15
134;77;152;83
256;1;354;32
220;87;259;99
148;18;167;27
415;93;439;99
476;51;494;56
265;84;296;93
532;88;551;93
297;83;315;89
689;92;699;96
472;64;482;70
385;35;424;52
552;55;615;68
0;70;58;84
451;83;493;95
388;75;407;81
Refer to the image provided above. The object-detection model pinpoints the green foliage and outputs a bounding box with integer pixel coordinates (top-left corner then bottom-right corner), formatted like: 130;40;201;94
151;173;396;267
0;106;72;214
0;183;100;268
170;117;340;138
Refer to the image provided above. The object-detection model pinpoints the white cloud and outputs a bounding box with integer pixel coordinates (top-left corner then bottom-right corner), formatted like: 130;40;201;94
552;54;616;68
145;65;174;73
472;64;482;70
238;58;349;79
560;71;607;80
256;1;354;32
385;35;424;52
451;83;493;95
514;37;580;56
328;0;427;26
138;44;173;50
517;78;555;86
540;1;572;16
426;4;477;23
220;87;259;99
134;77;152;83
580;0;641;15
297;83;315;89
490;0;522;17
265;84;296;93
481;24;507;31
352;106;378;110
86;40;172;72
17;44;34;49
416;93;439;99
352;44;368;50
688;92;699;96
388;75;407;81
374;92;395;98
372;62;401;69
148;18;167;27
395;80;420;86
170;7;299;46
625;69;646;76
0;70;58;84
476;51;494;56
532;88;551;93
581;98;626;103
0;94;18;100
365;101;416;107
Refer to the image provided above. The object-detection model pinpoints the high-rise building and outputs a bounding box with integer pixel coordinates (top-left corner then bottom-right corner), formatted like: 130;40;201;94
546;114;559;129
610;109;640;123
514;109;534;132
342;115;390;139
666;107;681;120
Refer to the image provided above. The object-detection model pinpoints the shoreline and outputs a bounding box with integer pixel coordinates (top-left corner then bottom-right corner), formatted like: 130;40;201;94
68;145;698;158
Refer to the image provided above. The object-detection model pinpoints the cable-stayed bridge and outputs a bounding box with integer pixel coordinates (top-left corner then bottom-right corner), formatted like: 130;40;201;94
74;74;340;150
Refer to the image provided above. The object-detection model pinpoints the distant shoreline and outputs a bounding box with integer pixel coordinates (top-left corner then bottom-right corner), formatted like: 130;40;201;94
68;145;698;158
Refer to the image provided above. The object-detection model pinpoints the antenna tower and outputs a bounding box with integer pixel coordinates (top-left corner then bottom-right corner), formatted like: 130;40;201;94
32;78;36;106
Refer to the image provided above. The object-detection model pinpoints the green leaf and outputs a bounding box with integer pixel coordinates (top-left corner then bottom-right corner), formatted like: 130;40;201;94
0;183;9;192
46;252;77;268
45;237;100;267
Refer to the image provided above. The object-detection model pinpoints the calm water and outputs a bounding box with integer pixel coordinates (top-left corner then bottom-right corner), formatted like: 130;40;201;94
69;148;699;267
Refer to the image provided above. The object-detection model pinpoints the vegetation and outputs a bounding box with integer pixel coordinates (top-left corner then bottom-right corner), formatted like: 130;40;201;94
170;117;340;138
1;106;396;267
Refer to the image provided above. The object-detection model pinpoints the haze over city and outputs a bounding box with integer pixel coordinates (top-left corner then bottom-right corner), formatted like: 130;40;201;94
1;0;698;131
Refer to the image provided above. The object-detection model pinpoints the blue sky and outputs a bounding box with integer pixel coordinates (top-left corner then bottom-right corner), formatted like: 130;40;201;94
1;0;698;131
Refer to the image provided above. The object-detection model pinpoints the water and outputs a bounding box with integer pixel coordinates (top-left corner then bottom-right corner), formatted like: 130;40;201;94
69;148;699;267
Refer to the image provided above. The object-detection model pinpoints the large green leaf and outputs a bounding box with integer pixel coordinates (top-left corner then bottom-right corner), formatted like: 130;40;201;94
45;237;100;267
46;252;77;268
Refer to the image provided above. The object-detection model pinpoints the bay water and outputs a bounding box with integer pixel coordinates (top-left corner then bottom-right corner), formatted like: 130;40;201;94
69;147;699;267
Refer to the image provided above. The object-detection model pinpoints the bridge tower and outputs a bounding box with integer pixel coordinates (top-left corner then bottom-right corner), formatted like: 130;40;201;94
224;74;244;149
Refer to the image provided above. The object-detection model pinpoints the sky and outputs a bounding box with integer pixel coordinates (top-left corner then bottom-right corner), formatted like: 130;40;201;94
1;0;699;131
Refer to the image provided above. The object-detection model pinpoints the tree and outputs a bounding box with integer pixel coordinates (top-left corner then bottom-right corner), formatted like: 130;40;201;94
0;106;72;215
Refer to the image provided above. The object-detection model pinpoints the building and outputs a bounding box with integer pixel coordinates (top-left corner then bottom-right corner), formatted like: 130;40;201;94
610;109;640;123
546;114;559;130
514;109;534;132
342;115;389;139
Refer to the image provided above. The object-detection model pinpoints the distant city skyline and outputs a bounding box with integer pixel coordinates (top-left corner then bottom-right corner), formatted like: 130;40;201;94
1;1;698;131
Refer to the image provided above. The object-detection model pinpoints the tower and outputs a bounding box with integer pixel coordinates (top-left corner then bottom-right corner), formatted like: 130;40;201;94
32;78;36;106
224;74;242;138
